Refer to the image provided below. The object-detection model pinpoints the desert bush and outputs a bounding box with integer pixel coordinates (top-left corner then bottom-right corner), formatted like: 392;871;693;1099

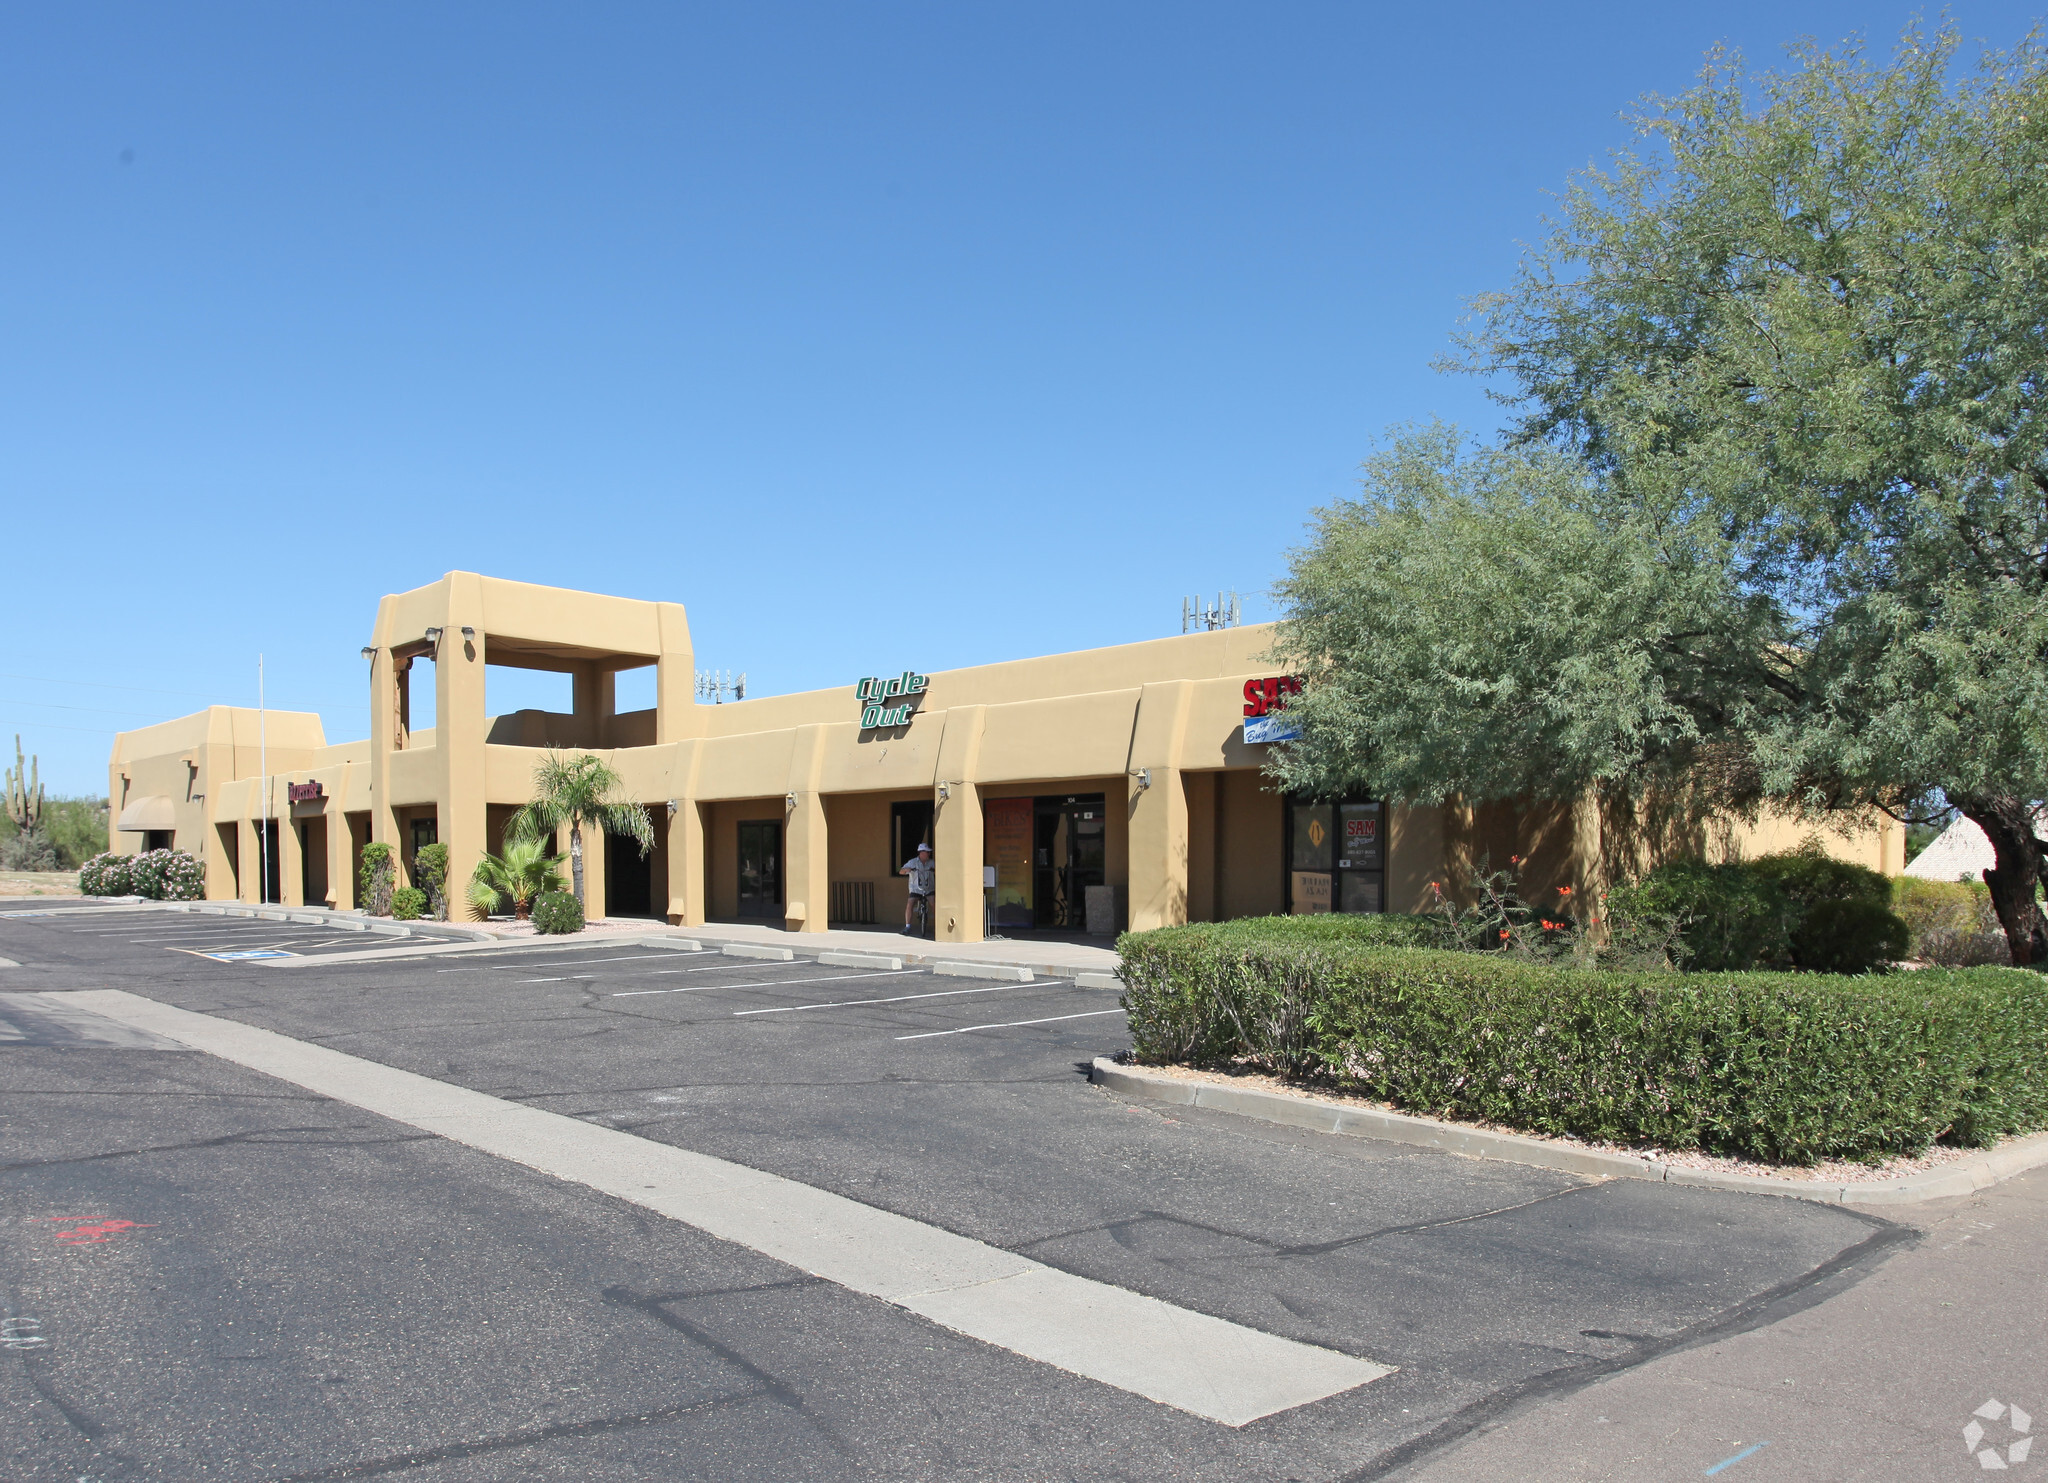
1607;848;1909;973
531;890;584;934
1893;877;2010;967
127;849;204;901
77;852;134;897
390;886;427;921
414;842;449;921
359;842;395;915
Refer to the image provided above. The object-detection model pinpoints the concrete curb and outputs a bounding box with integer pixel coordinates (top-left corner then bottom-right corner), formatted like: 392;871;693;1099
1075;971;1122;991
818;951;906;971
1089;1058;2048;1206
929;960;1036;982
722;943;795;962
163;901;494;943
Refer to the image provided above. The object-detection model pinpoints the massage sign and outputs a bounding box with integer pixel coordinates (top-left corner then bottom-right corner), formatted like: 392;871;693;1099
856;671;929;729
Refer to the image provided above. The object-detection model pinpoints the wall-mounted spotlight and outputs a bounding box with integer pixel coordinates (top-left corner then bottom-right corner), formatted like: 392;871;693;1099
1134;768;1152;791
785;791;799;810
460;626;476;642
666;799;679;817
937;781;952;803
360;646;376;660
423;627;443;648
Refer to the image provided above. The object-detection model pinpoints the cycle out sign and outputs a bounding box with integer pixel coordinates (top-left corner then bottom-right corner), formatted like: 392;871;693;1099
856;671;929;729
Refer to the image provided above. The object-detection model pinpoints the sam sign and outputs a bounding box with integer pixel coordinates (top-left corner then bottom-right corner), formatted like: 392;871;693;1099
1242;675;1303;745
856;671;929;730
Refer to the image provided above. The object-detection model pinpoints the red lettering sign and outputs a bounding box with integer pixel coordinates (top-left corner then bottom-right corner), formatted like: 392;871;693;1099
287;782;324;804
1243;676;1303;718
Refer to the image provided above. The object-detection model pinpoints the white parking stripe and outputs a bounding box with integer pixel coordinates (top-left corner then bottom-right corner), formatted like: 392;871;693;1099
733;980;1054;1016
896;1009;1126;1040
435;952;682;972
58;990;1389;1426
614;970;919;998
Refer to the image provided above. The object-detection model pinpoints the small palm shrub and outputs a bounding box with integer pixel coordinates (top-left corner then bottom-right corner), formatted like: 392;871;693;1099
531;890;584;934
390;886;427;921
467;835;567;920
78;852;135;896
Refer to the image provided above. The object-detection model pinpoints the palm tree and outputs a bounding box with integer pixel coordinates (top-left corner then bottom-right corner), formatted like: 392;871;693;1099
466;835;568;921
507;748;655;912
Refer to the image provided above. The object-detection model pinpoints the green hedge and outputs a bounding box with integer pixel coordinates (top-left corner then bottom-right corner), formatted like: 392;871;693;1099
1117;922;2048;1164
1607;851;1910;974
390;886;427;921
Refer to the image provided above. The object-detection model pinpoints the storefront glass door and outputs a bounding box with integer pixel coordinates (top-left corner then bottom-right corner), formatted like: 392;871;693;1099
1033;794;1106;928
737;820;782;917
1287;795;1383;914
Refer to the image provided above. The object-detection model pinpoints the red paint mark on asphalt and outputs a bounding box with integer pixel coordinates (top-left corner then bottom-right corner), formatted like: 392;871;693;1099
51;1219;155;1245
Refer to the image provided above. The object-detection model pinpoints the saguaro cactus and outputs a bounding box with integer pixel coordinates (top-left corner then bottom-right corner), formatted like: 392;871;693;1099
5;735;43;835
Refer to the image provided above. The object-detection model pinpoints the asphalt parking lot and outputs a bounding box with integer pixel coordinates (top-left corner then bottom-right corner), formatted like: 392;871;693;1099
1;908;1909;1481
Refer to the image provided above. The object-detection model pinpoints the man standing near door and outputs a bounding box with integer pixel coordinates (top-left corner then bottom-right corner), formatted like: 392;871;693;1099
900;841;934;934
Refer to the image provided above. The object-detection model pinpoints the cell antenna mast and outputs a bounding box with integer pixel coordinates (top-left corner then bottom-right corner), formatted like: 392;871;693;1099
695;669;747;704
1181;591;1242;634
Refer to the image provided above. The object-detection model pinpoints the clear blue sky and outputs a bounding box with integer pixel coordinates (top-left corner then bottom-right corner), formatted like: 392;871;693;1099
5;2;2040;796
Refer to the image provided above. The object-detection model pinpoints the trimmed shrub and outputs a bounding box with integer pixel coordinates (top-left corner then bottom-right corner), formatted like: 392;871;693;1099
78;851;134;897
359;842;395;916
414;842;449;921
390;886;427;921
127;849;205;901
1607;849;1909;973
1117;922;2048;1164
531;890;583;935
1894;877;2009;967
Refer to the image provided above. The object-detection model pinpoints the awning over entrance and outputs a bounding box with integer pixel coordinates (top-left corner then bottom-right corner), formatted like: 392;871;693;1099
116;795;176;831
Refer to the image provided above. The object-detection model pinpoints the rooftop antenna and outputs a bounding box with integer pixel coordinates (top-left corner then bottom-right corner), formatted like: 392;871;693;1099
695;668;747;704
1181;591;1242;634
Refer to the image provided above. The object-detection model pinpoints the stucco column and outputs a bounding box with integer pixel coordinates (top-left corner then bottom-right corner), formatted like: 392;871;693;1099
577;818;609;918
327;806;354;908
933;782;984;943
784;791;828;932
1126;767;1189;932
277;793;304;907
667;801;706;926
237;817;260;904
437;576;489;922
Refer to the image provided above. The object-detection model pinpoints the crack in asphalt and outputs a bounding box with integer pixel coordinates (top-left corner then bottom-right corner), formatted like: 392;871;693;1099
1014;1184;1597;1265
263;1390;773;1480
1340;1215;1914;1482
602;1284;859;1459
0;1125;435;1173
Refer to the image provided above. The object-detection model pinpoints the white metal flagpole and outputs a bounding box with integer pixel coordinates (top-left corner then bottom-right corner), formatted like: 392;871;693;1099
259;653;268;904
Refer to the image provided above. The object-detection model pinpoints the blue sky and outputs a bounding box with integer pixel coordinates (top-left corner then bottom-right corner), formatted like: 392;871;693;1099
4;2;2041;795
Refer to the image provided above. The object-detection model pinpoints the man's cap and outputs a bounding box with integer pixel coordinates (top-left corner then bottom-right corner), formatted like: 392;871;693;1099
917;842;932;852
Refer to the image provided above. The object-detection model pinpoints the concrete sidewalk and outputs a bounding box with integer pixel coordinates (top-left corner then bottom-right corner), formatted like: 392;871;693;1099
1387;1165;2048;1481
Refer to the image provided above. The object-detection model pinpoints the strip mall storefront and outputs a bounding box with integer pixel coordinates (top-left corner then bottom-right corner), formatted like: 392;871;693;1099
107;573;1902;939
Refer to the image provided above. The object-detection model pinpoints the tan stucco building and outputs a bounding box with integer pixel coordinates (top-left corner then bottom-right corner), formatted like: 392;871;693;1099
106;573;1904;939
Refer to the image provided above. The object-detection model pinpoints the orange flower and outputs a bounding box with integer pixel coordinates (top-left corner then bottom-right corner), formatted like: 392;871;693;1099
1557;885;1573;897
1498;928;1510;940
1509;854;1522;866
1541;919;1559;931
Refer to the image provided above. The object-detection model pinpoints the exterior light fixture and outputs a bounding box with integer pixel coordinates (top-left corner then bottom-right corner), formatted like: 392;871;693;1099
937;781;951;803
424;627;443;647
460;626;475;642
1134;768;1151;791
785;791;799;810
666;799;679;817
360;646;376;659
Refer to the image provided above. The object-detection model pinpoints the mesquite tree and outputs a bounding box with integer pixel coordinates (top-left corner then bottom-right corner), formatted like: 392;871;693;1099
1276;24;2048;963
